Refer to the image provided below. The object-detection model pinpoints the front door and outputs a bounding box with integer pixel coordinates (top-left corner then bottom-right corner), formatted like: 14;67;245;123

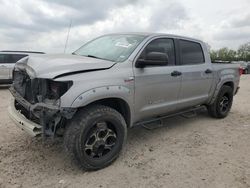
133;38;182;122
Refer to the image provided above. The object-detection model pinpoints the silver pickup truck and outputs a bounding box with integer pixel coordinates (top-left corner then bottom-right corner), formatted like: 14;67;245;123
8;33;241;170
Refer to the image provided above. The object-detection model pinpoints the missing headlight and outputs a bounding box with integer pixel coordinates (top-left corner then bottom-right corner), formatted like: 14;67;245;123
47;80;73;100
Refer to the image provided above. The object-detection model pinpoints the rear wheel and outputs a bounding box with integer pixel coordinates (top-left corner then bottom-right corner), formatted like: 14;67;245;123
207;85;233;118
64;105;127;170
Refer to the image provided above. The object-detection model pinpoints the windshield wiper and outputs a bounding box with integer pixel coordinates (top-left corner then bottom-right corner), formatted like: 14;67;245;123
85;55;114;62
86;55;103;59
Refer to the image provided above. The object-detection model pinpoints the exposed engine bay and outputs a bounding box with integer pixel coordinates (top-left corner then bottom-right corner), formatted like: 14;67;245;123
11;68;76;136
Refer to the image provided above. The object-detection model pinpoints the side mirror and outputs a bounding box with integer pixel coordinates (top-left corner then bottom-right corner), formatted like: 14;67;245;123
136;52;168;68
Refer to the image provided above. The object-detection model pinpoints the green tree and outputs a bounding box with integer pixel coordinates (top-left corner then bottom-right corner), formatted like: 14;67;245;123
209;42;250;62
217;48;230;61
227;49;237;61
209;50;218;61
237;42;250;61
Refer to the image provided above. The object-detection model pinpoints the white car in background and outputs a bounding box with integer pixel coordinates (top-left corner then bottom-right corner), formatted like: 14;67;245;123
0;51;45;84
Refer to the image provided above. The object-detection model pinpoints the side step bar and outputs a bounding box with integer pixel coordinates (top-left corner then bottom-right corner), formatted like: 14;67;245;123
135;105;206;130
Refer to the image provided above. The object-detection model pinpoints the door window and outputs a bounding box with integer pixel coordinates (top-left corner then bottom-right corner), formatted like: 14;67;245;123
9;54;28;63
0;54;7;63
139;38;176;66
179;40;205;65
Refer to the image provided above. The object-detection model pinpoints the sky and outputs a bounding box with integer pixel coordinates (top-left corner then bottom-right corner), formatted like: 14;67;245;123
0;0;249;53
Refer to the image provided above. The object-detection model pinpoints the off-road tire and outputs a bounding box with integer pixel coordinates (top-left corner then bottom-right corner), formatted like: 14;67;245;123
207;85;233;118
64;105;127;171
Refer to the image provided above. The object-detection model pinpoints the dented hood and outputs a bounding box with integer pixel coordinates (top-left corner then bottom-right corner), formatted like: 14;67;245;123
16;54;115;79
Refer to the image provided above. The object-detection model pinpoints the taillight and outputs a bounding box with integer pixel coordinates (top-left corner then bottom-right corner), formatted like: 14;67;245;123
239;67;243;76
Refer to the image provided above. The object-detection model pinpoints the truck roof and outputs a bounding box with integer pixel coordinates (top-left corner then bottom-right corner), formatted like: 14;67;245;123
106;32;204;43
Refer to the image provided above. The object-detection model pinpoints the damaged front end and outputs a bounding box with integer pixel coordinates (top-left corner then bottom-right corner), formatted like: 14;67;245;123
9;65;76;137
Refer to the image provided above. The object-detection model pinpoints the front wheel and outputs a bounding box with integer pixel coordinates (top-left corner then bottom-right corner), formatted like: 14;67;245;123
207;85;233;118
64;105;127;170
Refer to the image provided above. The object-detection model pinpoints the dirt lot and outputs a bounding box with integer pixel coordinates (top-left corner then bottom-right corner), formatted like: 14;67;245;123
0;76;250;188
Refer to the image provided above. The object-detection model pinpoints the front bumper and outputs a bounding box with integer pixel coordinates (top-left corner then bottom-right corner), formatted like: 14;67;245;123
8;86;59;137
8;86;77;137
8;100;42;137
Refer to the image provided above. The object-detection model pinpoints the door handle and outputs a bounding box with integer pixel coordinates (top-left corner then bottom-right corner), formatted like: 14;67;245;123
205;69;212;74
124;76;134;83
171;71;182;77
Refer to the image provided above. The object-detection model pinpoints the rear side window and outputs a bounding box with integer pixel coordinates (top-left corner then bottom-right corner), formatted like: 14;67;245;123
180;40;205;65
140;38;176;66
10;54;28;63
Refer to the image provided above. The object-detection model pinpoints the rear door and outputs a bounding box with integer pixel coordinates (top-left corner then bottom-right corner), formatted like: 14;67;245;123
133;38;182;122
0;54;9;80
8;54;28;79
176;39;213;109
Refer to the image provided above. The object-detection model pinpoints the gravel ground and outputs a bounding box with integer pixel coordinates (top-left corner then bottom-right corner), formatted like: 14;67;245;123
0;75;250;188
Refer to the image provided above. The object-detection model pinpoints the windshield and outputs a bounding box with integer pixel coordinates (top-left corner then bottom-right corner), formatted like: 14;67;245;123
73;34;146;62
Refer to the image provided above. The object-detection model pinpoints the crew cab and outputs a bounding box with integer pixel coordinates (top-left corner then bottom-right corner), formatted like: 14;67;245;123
8;33;241;170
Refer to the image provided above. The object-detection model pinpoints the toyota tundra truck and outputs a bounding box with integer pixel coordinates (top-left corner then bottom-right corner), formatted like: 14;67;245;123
8;33;241;170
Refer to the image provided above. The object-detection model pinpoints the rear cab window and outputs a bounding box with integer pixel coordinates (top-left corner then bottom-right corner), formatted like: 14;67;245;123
179;40;205;65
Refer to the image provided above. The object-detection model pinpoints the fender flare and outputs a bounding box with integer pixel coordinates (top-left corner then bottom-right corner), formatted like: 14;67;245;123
71;85;133;109
209;75;235;104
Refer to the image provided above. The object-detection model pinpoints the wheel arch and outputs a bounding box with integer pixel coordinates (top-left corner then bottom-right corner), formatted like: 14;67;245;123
70;86;134;127
223;81;234;91
89;98;131;127
209;79;235;105
76;97;132;128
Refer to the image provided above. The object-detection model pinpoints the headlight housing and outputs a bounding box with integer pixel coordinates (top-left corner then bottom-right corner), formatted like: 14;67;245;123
47;80;73;100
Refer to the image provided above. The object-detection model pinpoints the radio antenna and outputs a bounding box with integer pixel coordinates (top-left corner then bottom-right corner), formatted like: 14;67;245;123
64;19;72;53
